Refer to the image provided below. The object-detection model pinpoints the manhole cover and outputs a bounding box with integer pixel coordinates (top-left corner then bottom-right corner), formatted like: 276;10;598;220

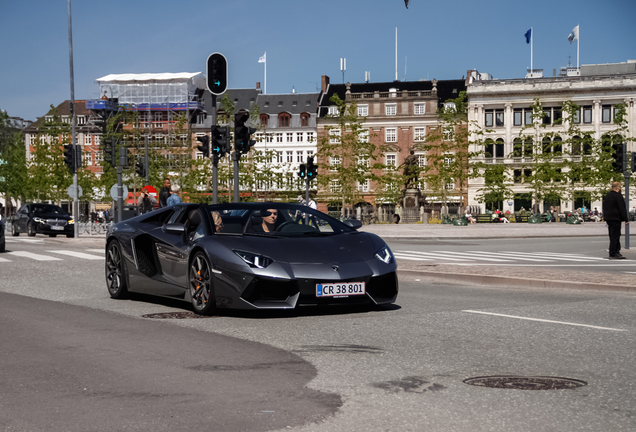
464;376;587;390
142;312;218;319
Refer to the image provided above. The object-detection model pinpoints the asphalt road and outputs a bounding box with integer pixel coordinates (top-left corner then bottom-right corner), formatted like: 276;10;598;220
1;235;635;431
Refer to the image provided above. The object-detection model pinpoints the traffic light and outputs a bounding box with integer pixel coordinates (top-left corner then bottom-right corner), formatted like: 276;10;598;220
206;53;228;96
63;144;75;173
234;112;256;154
135;157;146;177
306;156;318;180
101;137;117;167
298;163;306;179
211;125;229;158
196;136;210;158
119;147;131;168
612;143;625;173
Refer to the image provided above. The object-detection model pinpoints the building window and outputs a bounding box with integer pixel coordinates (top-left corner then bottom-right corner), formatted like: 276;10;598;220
495;139;504;158
445;180;455;190
77;116;86;125
602;105;612;123
385;104;396;116
260;114;269;128
414;127;426;141
197;114;205;124
524;137;533;157
553;107;562;124
307;132;314;142
414;103;426;115
307;150;313;159
358;156;369;168
278;113;291;127
286;151;293;162
276;151;283;163
513;138;523;157
358;180;369;192
328;106;339;116
485;139;494;158
286;133;293;143
330;129;341;144
444;153;455;167
330;180;341;193
359;130;369;143
514;109;523;126
385;154;396;169
196;152;204;160
84;134;91;145
85;152;92;166
266;134;273;143
330;156;341;171
296;132;303;142
296;151;303;162
495;110;504;127
525;109;533;125
572;108;581;124
416;154;426;168
485;110;494;127
358;105;368;116
583;106;592;123
300;112;310;127
385;128;397;142
276;133;283;143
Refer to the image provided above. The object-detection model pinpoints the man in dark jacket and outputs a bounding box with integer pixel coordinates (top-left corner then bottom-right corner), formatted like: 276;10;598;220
602;181;629;259
159;178;171;208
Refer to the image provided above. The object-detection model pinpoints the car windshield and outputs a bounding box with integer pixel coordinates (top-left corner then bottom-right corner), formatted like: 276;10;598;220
32;204;66;215
205;203;355;237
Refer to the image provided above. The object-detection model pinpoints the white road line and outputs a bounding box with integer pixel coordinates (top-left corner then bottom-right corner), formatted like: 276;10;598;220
442;263;636;267
0;257;11;262
85;249;105;254
432;251;510;262
5;238;44;243
462;310;627;332
48;250;104;260
396;251;473;261
518;252;605;261
393;253;432;261
501;251;598;262
466;251;549;262
7;251;62;261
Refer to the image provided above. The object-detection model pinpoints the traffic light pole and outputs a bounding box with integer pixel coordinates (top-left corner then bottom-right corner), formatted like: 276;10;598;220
144;135;149;186
625;145;630;249
117;166;123;223
68;0;79;239
233;152;240;203
211;94;218;204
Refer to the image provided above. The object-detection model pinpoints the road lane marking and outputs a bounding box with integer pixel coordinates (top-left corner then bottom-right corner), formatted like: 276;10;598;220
48;250;104;260
5;238;44;243
396;251;473;261
465;251;549;262
86;249;105;254
444;263;636;267
0;257;11;262
7;251;62;261
506;251;605;261
431;251;510;262
393;253;432;261
462;310;628;332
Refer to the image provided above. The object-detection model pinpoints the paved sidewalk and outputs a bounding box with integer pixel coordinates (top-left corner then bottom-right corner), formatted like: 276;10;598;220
360;222;636;293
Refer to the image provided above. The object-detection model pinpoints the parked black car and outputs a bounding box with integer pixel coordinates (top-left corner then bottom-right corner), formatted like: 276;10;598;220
11;203;75;238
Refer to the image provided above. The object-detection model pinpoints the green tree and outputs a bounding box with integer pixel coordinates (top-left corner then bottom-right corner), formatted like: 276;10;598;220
316;94;383;215
0;111;29;212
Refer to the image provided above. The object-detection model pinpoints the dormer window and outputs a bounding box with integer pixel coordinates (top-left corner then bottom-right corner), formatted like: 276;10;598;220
300;113;310;127
278;101;284;107
260;113;269;128
278;112;291;127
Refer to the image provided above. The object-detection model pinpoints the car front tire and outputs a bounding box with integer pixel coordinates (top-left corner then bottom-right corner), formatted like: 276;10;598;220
27;223;36;237
106;240;128;299
12;224;19;236
0;239;5;253
189;252;216;315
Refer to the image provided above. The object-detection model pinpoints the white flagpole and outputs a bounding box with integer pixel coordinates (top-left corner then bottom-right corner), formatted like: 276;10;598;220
264;51;267;94
531;26;533;74
577;25;580;70
395;27;398;81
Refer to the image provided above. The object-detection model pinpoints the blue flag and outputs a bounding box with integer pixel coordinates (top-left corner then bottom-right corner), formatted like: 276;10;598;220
525;29;532;44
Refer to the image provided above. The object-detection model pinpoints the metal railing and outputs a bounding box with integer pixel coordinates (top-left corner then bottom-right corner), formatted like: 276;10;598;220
3;221;111;236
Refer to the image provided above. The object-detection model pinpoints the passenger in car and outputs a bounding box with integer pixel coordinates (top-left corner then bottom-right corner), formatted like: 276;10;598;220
251;209;278;233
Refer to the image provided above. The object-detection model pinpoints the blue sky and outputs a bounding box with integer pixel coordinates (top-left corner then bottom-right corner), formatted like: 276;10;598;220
1;0;634;121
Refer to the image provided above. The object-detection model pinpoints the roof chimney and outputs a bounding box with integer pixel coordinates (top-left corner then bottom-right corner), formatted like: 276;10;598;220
321;75;330;93
256;82;261;90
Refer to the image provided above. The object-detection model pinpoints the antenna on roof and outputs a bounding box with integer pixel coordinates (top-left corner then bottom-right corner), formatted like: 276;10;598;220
365;71;370;83
404;56;407;82
340;58;346;84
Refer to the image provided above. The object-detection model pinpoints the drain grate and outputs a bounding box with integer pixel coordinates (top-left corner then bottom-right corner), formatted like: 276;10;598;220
464;376;587;390
142;312;218;319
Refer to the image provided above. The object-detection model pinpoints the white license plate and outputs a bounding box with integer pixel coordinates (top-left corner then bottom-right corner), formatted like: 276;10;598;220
51;226;64;231
316;282;365;298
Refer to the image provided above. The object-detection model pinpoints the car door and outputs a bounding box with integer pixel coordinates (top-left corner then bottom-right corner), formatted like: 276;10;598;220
151;207;193;293
16;205;29;232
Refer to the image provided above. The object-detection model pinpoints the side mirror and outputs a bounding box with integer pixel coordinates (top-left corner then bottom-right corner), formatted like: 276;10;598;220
162;223;185;234
344;219;363;229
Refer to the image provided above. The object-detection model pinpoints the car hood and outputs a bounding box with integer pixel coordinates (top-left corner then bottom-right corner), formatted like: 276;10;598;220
213;232;382;264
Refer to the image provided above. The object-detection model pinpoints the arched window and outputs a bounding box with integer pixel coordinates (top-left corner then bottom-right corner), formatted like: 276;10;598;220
495;138;504;158
543;137;552;154
524;137;533;157
278;112;291;127
572;136;581;155
260;114;269;128
485;139;494;158
553;136;562;154
300;112;310;127
513;138;523;157
582;134;593;155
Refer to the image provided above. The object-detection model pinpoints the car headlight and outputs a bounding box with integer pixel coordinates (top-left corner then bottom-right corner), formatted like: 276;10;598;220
234;250;273;269
375;245;394;264
33;217;45;223
68;219;74;224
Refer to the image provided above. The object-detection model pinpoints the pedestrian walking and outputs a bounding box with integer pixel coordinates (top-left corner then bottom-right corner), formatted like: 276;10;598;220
159;178;171;208
602;181;629;259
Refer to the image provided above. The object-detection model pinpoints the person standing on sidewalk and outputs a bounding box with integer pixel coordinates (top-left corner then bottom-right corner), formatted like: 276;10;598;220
602;181;629;259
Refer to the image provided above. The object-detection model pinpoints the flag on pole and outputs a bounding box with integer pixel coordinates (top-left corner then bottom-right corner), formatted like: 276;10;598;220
568;25;579;44
525;29;532;44
404;0;410;8
258;53;266;63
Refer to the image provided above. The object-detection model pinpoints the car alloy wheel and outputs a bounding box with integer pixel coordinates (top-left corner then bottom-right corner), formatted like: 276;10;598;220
27;223;36;237
105;240;128;299
189;252;215;315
